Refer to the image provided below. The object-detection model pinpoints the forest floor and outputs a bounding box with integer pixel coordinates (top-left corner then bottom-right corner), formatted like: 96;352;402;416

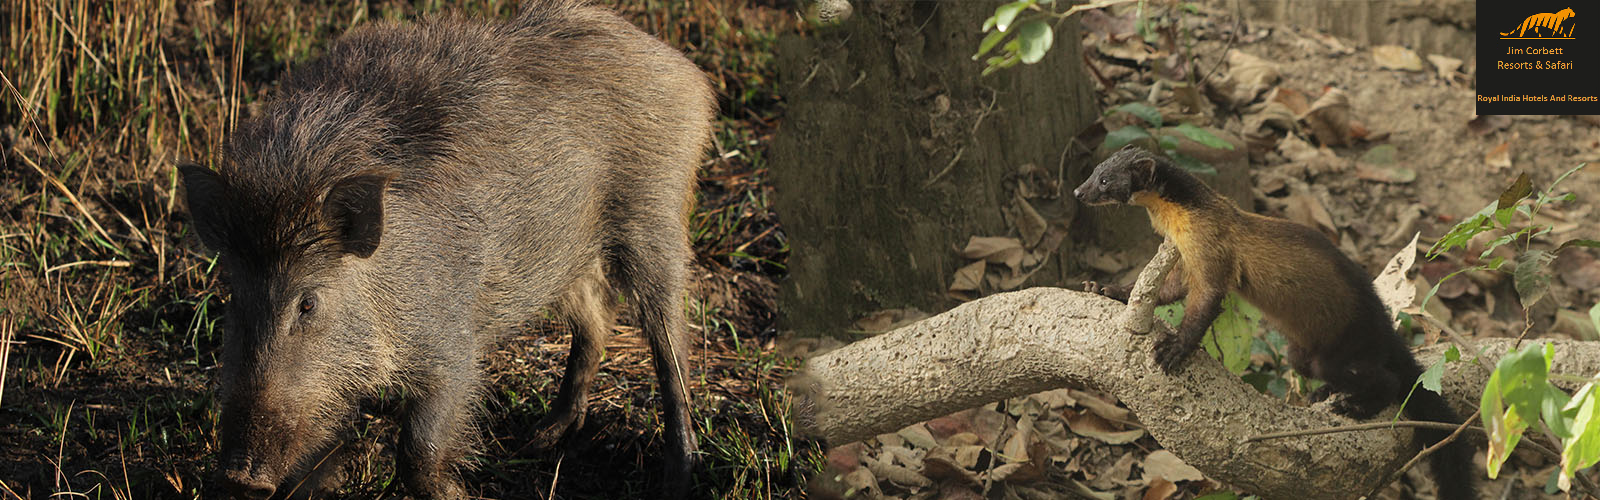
0;1;820;499
811;3;1600;500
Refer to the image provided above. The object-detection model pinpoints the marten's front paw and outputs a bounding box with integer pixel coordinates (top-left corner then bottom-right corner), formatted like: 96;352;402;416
1328;395;1385;420
1152;336;1194;374
1081;281;1130;302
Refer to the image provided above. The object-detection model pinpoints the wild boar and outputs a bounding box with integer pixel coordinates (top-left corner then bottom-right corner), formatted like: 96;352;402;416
178;0;714;498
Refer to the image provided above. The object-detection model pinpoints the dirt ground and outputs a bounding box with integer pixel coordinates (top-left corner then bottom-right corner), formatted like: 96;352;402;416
810;3;1600;500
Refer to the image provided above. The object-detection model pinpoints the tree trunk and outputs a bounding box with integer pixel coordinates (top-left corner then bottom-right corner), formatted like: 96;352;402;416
770;0;1100;337
793;286;1600;499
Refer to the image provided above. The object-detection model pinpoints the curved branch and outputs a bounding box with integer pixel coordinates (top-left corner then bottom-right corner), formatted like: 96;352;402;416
792;287;1600;500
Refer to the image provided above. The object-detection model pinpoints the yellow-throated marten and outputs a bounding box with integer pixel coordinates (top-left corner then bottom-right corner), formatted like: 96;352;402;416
1074;146;1475;499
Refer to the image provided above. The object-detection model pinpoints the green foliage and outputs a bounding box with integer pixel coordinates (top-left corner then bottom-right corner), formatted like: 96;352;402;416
976;3;1230;172
1424;165;1600;486
1201;296;1260;375
1480;343;1556;478
1422;164;1588;312
1174;123;1234;151
1153;294;1261;375
1101;103;1229;175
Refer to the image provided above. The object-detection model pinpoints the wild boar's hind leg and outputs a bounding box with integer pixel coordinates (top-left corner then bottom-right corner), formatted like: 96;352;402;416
398;354;479;500
610;215;698;496
525;261;617;450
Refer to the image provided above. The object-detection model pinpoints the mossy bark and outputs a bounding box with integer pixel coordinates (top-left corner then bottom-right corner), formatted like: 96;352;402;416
771;1;1100;337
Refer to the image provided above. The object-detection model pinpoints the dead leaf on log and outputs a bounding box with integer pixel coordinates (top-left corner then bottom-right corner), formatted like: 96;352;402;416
1282;187;1338;240
1070;389;1133;423
1301;87;1353;147
1142;450;1205;483
1270;87;1311;116
899;424;939;450
1486;140;1513;170
1303;30;1354;55
1354;163;1417;184
1142;478;1179;500
1468;115;1511;136
853;308;931;334
1065;408;1145;445
1088;452;1139;490
950;260;986;295
1371;45;1423;71
863;451;932;489
1207;51;1282;107
842;467;879;496
827;442;865;473
1372;233;1419;325
1427;54;1463;81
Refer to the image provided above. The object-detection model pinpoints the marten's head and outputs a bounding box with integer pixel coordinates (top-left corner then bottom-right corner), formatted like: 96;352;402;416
1074;146;1159;206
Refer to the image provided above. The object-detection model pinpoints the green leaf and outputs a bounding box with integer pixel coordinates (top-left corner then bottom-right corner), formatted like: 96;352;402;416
1564;383;1600;478
1418;358;1445;393
1558;239;1600;253
1242;371;1277;395
1483;342;1554;478
982;13;998;33
1106;102;1162;127
1426;209;1494;259
1498;172;1533;212
1194;493;1239;500
1591;303;1600;343
1445;344;1461;362
1481;367;1514;479
1479;226;1533;260
1173;123;1235;150
1542;383;1575;438
982;50;1021;76
1154;302;1183;328
1419;264;1490;311
1158;134;1181;152
1200;295;1258;375
1543;162;1589;203
993;0;1033;32
1170;152;1218;176
1016;20;1053;64
1103;125;1152;151
1513;250;1554;308
974;29;1007;60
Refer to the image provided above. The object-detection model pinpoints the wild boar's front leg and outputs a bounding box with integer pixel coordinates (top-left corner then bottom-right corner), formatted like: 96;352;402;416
526;263;616;450
399;356;479;500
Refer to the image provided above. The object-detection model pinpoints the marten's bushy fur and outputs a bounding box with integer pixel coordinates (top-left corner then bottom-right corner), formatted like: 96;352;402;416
1074;146;1476;499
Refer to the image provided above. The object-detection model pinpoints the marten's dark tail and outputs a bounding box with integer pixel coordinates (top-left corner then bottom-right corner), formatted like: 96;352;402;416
1395;359;1478;500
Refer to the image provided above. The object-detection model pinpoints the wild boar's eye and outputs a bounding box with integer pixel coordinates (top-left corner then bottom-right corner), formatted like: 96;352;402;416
299;296;316;315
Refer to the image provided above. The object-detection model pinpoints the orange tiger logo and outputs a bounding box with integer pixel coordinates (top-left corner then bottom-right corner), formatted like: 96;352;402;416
1501;8;1577;37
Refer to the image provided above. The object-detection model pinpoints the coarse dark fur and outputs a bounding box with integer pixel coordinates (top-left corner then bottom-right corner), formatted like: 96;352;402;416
1073;146;1476;499
178;1;715;498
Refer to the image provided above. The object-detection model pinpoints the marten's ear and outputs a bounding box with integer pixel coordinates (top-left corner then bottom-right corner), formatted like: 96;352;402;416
1135;156;1158;189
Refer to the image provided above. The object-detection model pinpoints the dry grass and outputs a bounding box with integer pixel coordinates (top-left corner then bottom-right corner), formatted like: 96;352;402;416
0;0;815;498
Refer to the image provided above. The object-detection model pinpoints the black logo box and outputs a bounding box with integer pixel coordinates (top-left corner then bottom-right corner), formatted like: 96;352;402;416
1478;2;1600;114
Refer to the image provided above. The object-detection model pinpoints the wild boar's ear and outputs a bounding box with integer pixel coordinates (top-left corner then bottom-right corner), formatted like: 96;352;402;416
178;162;229;252
322;173;390;258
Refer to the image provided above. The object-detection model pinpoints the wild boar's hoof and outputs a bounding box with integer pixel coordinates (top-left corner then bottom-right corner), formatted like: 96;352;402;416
523;410;583;452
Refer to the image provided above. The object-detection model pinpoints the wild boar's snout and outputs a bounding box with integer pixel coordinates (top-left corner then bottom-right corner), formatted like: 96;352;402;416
221;463;277;500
